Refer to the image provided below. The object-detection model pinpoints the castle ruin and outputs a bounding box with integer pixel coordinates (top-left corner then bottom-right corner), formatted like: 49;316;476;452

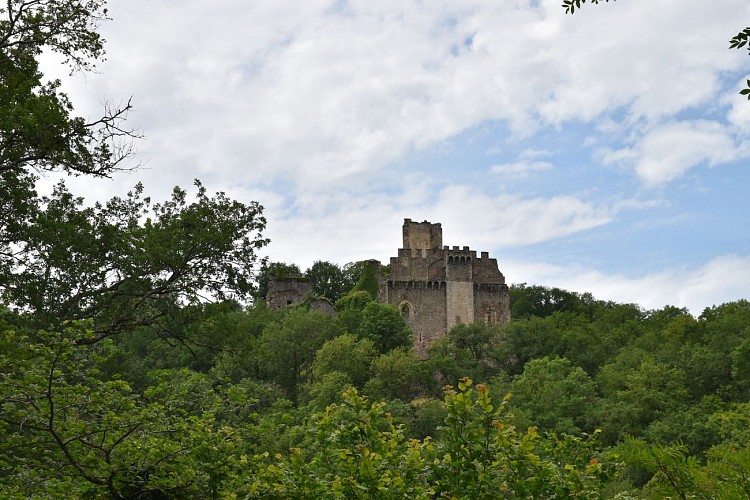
265;218;511;358
266;277;312;310
378;219;510;358
265;277;336;315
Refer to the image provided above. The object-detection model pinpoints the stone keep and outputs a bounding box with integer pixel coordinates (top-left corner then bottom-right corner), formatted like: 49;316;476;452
378;219;510;358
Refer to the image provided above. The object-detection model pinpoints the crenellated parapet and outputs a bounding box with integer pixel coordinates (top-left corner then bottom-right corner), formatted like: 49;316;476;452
387;280;447;291
474;283;508;292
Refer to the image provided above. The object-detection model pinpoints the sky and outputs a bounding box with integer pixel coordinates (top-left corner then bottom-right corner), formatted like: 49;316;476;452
39;0;750;314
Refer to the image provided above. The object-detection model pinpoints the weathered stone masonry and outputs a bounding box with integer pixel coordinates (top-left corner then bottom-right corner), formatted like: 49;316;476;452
266;277;312;310
266;277;337;315
378;219;510;358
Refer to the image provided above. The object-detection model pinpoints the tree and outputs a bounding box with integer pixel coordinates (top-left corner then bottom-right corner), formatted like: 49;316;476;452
238;382;618;498
335;289;375;335
108;301;282;388
595;359;690;445
492;314;563;374
0;1;148;328
241;387;432;498
312;334;377;387
345;259;381;300
620;438;708;500
0;3;277;494
425;322;504;382
2;180;269;343
258;309;342;402
0;322;253;497
0;2;270;345
448;322;494;361
509;356;597;435
366;347;422;401
644;395;724;456
730;29;750;98
0;0;138;179
359;301;412;353
509;283;598;319
430;379;616;498
306;371;354;409
305;260;349;302
561;0;613;15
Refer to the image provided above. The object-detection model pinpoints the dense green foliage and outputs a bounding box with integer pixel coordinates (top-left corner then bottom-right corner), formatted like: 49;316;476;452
349;259;381;300
3;281;750;497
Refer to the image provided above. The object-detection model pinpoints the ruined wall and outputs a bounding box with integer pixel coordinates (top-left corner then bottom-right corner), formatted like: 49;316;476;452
265;219;510;357
309;298;337;316
446;281;474;331
266;277;311;310
474;283;511;326
265;278;337;316
473;251;506;284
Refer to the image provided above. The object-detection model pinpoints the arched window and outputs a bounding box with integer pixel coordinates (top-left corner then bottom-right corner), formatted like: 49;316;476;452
400;301;411;320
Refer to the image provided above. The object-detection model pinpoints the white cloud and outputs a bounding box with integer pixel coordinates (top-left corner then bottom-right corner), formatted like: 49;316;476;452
603;121;740;186
636;121;738;186
505;254;750;314
430;186;613;248
519;149;553;159
727;80;750;134
262;182;616;270
490;160;553;176
38;0;750;196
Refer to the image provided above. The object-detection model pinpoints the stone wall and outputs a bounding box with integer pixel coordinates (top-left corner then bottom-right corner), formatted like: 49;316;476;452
266;277;311;310
474;283;511;325
380;280;447;359
389;250;445;281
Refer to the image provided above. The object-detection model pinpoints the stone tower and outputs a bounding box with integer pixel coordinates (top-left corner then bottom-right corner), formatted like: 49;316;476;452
378;219;510;358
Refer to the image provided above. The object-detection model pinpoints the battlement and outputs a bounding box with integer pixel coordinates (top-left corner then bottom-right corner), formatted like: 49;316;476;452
445;247;476;258
388;280;447;291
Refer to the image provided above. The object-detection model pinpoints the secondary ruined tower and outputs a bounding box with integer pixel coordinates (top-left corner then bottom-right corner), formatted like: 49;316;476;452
378;219;510;358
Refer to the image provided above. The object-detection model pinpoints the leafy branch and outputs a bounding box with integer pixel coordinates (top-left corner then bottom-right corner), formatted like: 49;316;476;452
730;28;750;98
561;0;614;15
